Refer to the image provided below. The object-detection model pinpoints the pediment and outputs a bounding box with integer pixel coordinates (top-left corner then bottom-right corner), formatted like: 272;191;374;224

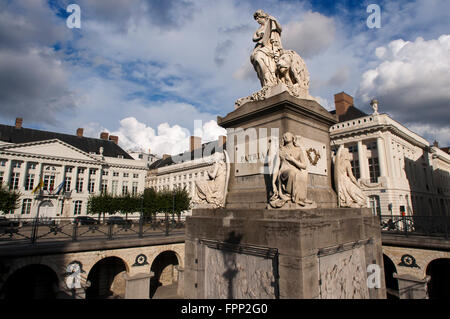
1;139;98;161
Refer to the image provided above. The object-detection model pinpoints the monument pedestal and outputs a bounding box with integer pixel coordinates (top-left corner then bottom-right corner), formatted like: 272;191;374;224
218;92;338;209
184;207;385;299
184;92;386;299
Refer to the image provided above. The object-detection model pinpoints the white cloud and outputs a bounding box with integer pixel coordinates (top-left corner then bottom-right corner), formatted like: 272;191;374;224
283;11;335;59
357;35;450;123
92;117;227;156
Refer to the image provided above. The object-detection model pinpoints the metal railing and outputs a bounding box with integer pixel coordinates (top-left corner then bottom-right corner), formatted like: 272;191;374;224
380;215;449;239
0;213;185;245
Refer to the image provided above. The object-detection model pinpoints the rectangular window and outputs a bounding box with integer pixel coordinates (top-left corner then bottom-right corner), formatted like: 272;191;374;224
101;180;108;194
132;182;138;196
10;172;20;190
65;167;73;173
78;168;85;174
368;157;380;183
65;177;72;192
29;163;37;170
73;200;82;215
43;175;55;191
0;159;6;167
122;182;128;195
12;161;21;168
88;180;95;193
102;171;108;176
112;180;118;195
123;172;129;178
21;199;32;215
76;177;84;193
0;171;4;185
350;159;360;179
89;168;96;175
113;172;119;177
25;174;35;191
133;173;139;178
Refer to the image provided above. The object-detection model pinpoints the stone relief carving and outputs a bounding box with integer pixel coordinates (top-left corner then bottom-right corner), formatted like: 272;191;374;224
334;145;368;208
236;10;314;108
269;132;316;209
193;151;230;208
319;247;369;299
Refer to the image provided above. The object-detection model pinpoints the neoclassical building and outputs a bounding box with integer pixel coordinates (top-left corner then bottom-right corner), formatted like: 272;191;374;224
147;136;226;205
330;92;450;217
0;118;147;219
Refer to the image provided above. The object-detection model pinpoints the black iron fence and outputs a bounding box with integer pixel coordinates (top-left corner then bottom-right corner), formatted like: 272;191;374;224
380;215;449;239
0;213;185;245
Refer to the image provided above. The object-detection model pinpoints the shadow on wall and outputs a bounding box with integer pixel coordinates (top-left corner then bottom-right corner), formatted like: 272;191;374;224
222;231;243;299
150;251;179;299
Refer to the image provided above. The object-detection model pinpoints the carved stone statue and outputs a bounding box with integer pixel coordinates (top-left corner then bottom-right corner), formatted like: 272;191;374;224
236;10;313;107
193;151;230;208
269;132;316;209
370;99;379;115
334;145;368;208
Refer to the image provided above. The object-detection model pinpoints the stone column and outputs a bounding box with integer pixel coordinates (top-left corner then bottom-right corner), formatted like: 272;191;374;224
3;157;12;188
377;137;387;177
393;273;430;299
123;272;154;299
20;160;29;190
357;140;368;180
176;265;184;298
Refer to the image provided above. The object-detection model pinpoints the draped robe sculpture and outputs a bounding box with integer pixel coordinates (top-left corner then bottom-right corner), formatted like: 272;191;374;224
269;132;316;209
236;10;312;107
334;145;368;208
193;151;230;208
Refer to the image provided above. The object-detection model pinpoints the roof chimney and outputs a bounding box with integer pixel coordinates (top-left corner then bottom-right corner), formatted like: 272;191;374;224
109;135;119;145
190;136;202;152
15;117;23;129
100;132;109;140
76;128;84;137
218;135;226;148
334;92;354;116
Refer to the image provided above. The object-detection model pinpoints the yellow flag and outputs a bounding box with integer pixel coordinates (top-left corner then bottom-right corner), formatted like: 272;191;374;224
31;179;43;194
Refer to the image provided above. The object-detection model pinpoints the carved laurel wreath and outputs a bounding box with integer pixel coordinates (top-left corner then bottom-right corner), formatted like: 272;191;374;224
306;148;321;166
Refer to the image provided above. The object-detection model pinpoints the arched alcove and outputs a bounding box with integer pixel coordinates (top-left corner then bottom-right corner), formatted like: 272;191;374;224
1;264;59;299
426;258;450;299
85;257;128;299
383;254;399;299
150;251;180;298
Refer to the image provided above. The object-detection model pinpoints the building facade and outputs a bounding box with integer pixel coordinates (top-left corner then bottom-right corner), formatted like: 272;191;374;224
0;119;147;219
330;92;450;217
147;136;226;205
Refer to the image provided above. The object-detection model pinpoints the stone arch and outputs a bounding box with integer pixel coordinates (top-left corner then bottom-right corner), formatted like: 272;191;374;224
149;250;180;298
383;254;399;299
426;258;450;299
38;199;57;219
85;256;128;299
0;264;59;299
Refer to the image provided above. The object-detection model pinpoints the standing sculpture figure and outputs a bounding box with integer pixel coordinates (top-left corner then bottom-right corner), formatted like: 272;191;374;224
334;145;367;208
250;9;283;87
193;152;229;208
269;132;315;208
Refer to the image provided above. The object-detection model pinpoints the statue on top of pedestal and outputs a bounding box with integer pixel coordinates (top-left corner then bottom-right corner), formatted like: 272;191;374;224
236;10;313;108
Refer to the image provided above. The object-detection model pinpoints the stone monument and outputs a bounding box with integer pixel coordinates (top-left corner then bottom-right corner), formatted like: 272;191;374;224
184;10;386;299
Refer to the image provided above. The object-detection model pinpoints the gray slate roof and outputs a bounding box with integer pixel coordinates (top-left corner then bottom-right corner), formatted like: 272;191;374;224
0;124;133;160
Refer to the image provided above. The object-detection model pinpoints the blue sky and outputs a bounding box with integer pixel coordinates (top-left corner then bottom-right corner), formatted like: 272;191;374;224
0;0;449;155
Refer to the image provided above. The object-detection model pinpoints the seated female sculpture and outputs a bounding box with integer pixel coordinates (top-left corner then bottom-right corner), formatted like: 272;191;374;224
334;145;368;208
269;132;315;208
193;152;228;208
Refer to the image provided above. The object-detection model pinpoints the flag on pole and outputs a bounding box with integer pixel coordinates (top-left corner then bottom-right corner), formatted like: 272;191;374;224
31;179;43;194
55;179;66;195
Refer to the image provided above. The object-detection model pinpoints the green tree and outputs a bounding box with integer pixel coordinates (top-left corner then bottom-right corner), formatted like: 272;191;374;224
0;185;21;214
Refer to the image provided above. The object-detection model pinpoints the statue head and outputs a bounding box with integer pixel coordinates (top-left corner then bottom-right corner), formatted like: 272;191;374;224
282;132;294;145
253;10;268;23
